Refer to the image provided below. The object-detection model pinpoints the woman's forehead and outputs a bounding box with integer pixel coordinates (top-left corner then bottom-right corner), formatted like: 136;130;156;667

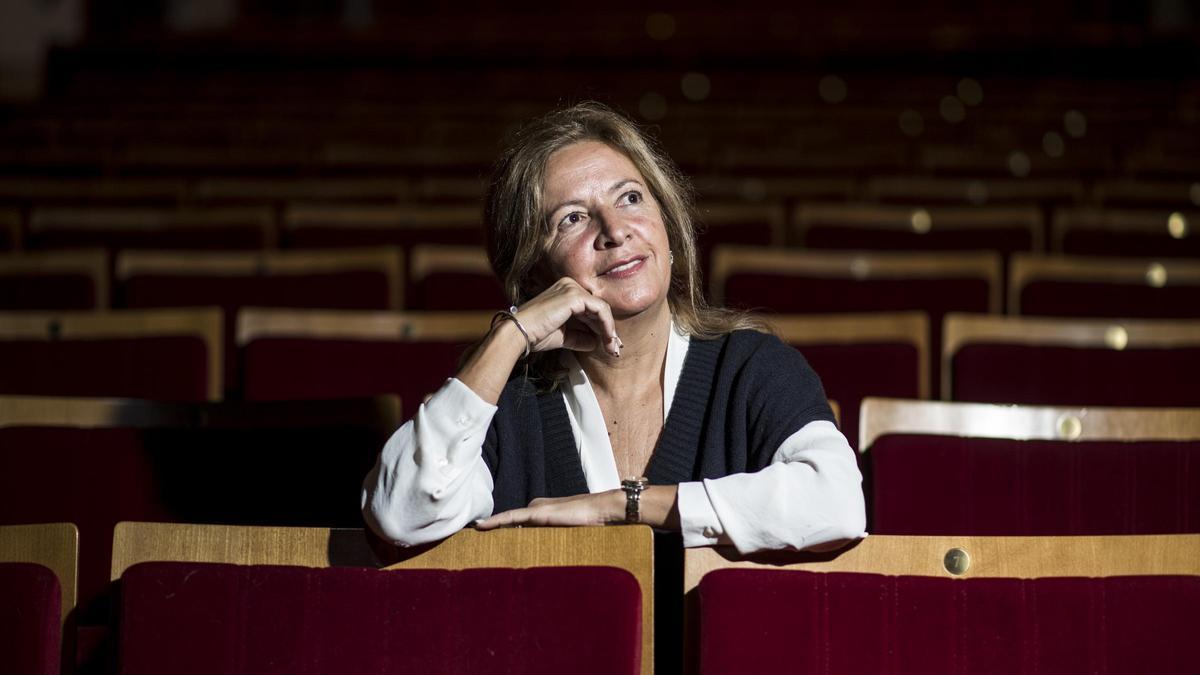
544;141;643;189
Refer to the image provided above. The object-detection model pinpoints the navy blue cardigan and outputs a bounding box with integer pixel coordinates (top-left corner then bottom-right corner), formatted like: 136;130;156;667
481;329;836;512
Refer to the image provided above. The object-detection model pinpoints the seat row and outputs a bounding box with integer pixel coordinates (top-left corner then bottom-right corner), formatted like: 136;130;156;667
4;245;1198;317
3;392;1197;668
1;202;1196;258
3;306;1198;445
4;520;1199;675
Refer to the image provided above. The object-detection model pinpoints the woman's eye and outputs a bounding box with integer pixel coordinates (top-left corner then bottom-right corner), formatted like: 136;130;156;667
622;191;642;205
559;212;584;228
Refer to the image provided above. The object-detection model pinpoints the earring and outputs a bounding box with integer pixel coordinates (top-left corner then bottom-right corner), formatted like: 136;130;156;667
669;250;675;265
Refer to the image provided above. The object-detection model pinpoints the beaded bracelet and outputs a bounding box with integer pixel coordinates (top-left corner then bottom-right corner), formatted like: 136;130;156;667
491;305;535;360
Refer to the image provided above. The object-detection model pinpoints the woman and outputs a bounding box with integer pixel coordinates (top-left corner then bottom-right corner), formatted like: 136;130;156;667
363;102;865;554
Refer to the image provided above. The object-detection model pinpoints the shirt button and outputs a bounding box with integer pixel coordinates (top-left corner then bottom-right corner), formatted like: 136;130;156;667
702;527;716;539
437;458;449;468
456;415;469;426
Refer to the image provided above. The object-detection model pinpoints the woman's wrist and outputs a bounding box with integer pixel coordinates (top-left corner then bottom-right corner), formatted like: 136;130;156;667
457;320;533;405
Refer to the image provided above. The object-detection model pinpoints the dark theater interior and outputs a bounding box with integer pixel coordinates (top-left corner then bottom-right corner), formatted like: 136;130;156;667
2;2;1199;674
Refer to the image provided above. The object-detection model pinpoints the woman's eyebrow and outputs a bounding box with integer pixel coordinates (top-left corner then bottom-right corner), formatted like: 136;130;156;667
608;178;643;193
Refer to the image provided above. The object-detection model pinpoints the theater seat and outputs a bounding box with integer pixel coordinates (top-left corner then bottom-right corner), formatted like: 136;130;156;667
116;248;403;393
762;312;929;451
1009;253;1200;318
0;523;77;675
112;522;653;675
688;534;1200;675
0;396;394;631
26;207;272;250
943;313;1200;405
0;249;109;310
859;398;1200;535
1052;207;1200;258
282;204;483;250
238;308;490;405
0;308;222;401
712;246;1000;397
408;244;506;310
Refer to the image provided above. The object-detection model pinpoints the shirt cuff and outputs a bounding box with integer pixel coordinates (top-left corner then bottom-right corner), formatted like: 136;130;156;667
677;481;726;547
423;378;498;473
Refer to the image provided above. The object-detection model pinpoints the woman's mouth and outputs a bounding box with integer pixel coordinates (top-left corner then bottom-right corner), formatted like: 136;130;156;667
601;257;646;278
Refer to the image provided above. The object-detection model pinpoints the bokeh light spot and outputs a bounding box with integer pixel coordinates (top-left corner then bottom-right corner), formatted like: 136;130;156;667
939;95;965;123
910;208;932;234
898;109;924;137
1064;110;1087;138
957;78;983;106
1008;150;1032;177
818;75;847;104
680;72;711;102
1168;212;1188;239
646;13;676;40
1042;131;1065;158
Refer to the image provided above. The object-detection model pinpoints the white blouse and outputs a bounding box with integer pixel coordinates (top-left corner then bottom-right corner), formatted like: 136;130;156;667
362;326;867;554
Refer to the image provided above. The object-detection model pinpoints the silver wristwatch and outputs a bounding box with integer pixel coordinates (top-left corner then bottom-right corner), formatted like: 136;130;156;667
621;477;648;523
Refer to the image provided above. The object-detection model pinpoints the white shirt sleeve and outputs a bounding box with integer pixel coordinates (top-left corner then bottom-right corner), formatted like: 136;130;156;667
361;378;497;547
676;420;867;554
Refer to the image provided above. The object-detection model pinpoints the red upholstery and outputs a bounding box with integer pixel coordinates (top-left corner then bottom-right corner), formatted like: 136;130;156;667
804;225;1033;255
1020;281;1200;319
285;224;482;250
789;343;921;451
242;338;470;405
121;273;391;312
725;274;989;398
0;420;383;626
118;562;641;675
26;226;264;251
0;337;210;401
1062;231;1200;258
0;563;61;675
122;273;392;393
871;434;1200;535
697;568;1200;675
0;274;97;310
951;344;1200;406
409;272;508;310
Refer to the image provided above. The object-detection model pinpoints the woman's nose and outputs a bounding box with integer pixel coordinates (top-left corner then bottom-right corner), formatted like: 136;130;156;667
594;210;631;248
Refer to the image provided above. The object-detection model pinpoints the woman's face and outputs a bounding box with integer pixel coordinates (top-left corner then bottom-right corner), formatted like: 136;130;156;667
540;140;672;319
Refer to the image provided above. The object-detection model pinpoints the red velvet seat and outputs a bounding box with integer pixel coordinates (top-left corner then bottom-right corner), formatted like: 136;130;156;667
713;247;1000;398
238;308;490;405
860;399;1200;535
26;207;271;250
117;249;402;393
1052;207;1200;258
767;313;929;451
794;203;1041;258
944;315;1200;405
0;396;393;631
117;562;641;675
1010;254;1200;318
0;250;108;310
407;245;507;310
0;563;61;675
0;309;221;401
697;568;1200;675
283;204;483;250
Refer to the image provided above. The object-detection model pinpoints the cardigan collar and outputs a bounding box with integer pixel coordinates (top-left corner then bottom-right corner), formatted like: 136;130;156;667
538;331;724;493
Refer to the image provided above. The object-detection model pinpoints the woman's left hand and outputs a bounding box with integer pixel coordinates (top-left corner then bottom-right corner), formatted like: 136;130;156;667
474;490;624;529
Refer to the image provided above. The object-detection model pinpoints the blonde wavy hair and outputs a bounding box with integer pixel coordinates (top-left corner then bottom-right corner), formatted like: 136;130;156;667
483;101;765;385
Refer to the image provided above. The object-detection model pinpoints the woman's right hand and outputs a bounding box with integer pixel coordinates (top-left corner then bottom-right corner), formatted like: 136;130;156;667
456;277;620;404
511;277;622;358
